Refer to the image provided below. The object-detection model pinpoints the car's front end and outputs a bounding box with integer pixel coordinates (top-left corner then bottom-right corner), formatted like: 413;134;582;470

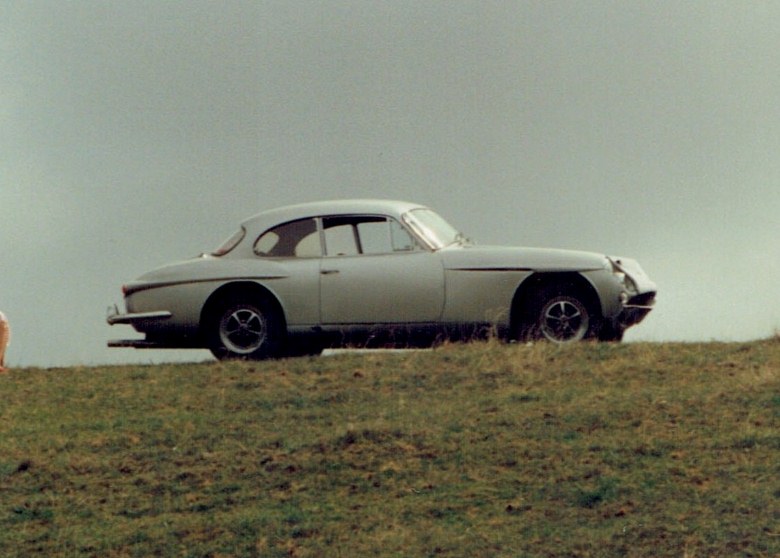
607;256;657;330
435;241;656;342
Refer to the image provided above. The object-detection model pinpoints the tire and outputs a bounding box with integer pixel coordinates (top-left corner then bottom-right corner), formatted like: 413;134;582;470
524;288;594;343
207;298;282;360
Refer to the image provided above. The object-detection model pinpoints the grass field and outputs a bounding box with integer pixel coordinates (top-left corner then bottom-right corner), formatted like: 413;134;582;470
1;338;778;557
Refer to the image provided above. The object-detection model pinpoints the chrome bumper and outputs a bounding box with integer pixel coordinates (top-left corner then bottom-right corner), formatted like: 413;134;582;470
108;339;168;348
106;305;172;326
618;292;656;328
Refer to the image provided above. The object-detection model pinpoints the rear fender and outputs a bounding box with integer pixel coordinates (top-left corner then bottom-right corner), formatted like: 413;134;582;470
199;281;287;339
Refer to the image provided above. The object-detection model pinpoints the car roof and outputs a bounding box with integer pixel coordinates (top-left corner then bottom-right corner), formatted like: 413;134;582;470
240;199;428;231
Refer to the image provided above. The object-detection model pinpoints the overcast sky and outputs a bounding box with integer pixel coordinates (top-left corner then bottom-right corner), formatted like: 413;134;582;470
2;1;778;368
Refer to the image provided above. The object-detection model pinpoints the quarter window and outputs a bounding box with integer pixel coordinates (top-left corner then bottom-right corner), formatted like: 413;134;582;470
254;218;321;257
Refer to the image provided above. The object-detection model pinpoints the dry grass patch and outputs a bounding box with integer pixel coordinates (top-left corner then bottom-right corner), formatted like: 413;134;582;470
0;338;778;557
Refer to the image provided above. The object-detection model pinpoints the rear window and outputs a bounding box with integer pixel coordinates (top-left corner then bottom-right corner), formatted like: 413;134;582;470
211;227;246;256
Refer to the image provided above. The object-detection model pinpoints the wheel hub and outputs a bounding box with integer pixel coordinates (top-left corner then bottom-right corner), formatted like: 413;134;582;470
540;298;588;342
221;308;267;353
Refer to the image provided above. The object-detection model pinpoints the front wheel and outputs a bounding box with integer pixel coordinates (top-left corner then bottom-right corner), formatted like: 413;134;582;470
207;299;282;360
518;288;596;343
538;295;590;342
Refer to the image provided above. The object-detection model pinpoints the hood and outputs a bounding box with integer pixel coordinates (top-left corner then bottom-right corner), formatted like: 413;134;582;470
440;244;607;271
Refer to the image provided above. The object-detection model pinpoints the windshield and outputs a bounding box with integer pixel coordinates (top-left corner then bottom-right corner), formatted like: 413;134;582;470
403;209;463;250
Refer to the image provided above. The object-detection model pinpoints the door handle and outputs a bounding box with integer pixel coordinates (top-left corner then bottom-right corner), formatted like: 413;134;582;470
320;269;340;275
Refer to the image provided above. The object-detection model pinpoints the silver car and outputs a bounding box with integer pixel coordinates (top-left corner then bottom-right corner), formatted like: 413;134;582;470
107;200;656;359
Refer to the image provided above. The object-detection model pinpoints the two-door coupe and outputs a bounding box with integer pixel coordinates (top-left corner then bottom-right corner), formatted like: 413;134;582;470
107;200;656;359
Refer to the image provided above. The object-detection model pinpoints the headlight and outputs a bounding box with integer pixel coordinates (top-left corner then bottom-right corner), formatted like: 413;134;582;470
607;258;637;294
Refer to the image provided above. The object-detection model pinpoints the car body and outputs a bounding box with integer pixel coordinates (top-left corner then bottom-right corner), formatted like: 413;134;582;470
107;199;656;359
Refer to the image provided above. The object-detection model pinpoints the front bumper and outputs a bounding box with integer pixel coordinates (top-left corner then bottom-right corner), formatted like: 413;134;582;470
618;292;656;328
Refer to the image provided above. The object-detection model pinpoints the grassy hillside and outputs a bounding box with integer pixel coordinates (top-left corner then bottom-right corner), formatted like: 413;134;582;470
1;339;778;557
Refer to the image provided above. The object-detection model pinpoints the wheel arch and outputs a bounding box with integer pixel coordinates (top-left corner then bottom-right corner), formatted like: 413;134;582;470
510;272;603;338
199;281;287;338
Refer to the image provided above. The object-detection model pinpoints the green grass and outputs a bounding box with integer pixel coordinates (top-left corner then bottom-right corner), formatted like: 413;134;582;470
1;338;778;557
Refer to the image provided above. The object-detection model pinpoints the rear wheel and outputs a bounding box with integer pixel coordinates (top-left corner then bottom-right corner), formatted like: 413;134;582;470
207;298;282;360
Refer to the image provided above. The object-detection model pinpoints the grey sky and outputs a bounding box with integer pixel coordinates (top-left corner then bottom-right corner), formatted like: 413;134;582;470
2;1;778;367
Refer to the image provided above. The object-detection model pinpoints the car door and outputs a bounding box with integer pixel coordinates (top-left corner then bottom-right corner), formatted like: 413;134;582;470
252;217;322;325
319;215;445;324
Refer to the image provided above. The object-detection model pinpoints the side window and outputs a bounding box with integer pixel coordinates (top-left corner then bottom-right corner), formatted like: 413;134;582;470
357;220;392;254
323;217;360;256
323;216;421;256
254;218;321;257
390;219;419;252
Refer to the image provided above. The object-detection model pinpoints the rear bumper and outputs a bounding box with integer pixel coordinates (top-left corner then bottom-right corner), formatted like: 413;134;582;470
107;304;186;349
106;307;172;326
107;337;203;349
108;338;169;349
